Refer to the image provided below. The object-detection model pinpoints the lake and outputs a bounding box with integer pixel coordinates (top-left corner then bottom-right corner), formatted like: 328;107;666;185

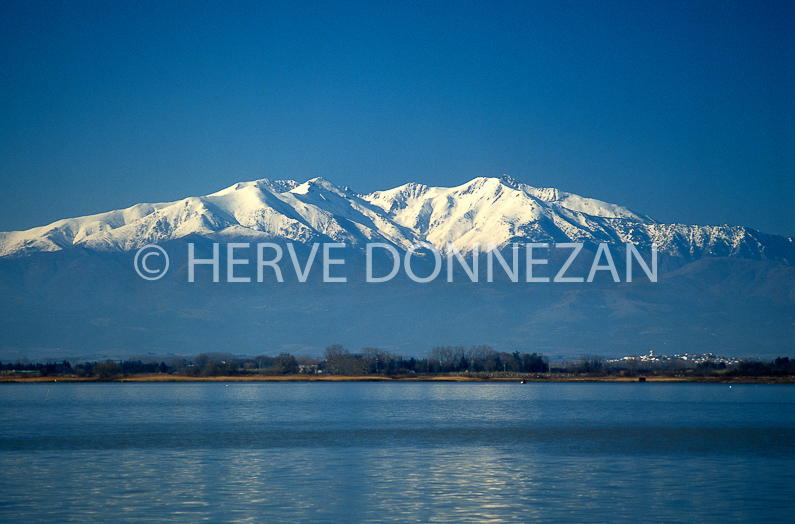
1;382;794;522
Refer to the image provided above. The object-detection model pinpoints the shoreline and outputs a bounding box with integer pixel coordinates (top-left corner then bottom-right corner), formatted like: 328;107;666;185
2;374;795;384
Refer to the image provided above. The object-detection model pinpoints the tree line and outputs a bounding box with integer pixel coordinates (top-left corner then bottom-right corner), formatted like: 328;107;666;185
0;346;547;378
2;352;794;379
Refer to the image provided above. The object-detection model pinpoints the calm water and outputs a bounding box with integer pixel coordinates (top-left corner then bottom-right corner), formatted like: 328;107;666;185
1;382;794;523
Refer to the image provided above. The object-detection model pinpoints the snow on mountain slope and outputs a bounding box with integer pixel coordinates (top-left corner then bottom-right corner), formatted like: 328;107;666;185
0;175;792;265
497;174;651;221
642;223;794;263
0;177;419;257
362;176;654;250
0;202;170;256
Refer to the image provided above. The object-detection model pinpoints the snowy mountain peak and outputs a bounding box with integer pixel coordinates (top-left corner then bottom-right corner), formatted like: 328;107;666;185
255;179;300;193
358;176;657;250
498;174;522;189
291;177;349;197
211;178;299;197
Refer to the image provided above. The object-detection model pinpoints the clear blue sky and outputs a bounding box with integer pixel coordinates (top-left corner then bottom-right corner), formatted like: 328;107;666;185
2;0;793;236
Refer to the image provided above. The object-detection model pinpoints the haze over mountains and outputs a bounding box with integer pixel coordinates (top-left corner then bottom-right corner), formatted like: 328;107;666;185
0;176;792;362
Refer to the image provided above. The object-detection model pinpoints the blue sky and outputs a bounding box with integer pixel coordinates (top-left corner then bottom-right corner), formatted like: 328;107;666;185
2;0;793;236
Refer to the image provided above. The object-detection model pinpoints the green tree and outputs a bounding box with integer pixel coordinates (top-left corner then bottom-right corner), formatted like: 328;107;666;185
579;355;604;374
273;353;299;374
323;345;366;375
93;361;122;378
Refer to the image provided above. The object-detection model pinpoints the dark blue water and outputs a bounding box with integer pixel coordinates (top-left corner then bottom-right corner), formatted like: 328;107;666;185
1;382;794;523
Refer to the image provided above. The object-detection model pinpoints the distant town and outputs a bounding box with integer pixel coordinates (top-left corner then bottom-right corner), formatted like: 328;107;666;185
606;350;741;369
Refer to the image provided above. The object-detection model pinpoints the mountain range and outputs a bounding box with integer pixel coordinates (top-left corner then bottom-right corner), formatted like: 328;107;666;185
2;175;793;265
0;176;792;361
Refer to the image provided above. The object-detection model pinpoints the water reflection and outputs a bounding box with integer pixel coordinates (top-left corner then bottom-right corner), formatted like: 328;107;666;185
1;382;794;523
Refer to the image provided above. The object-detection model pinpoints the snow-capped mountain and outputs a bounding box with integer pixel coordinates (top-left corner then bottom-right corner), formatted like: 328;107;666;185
1;175;793;361
1;175;793;265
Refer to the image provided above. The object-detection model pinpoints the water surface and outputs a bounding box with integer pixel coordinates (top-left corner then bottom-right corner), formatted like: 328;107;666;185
1;382;793;522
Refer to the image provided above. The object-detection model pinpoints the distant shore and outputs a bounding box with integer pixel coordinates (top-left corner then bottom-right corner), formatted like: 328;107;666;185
3;374;795;384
